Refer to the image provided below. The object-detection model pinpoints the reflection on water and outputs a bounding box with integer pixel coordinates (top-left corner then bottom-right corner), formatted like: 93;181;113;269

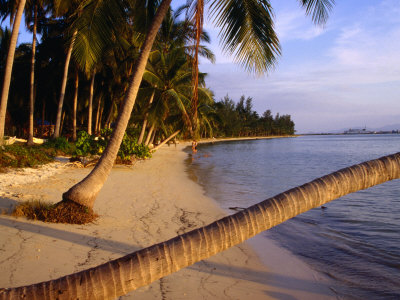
188;135;400;299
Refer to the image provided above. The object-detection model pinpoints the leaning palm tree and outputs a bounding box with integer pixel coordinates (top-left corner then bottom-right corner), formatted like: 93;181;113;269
65;0;330;209
0;0;26;144
1;152;399;299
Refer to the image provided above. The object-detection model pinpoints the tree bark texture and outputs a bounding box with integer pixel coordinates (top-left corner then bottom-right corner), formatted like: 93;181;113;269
62;0;173;208
27;3;38;146
149;129;156;145
2;152;400;299
88;70;95;135
60;111;66;136
144;124;154;146
94;94;101;135
97;105;104;134
0;0;27;144
53;30;77;138
72;70;79;141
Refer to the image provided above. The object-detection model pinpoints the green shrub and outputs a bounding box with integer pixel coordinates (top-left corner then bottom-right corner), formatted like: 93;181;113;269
75;131;94;156
73;129;151;161
43;137;73;153
0;144;53;169
134;143;152;159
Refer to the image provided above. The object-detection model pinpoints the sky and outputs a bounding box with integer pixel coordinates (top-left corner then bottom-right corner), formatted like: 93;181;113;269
15;0;400;133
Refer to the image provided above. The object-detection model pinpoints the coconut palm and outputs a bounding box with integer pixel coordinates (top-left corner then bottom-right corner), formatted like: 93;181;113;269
25;0;49;145
52;32;77;137
138;6;214;144
62;0;333;209
26;1;38;145
0;0;26;144
1;152;399;299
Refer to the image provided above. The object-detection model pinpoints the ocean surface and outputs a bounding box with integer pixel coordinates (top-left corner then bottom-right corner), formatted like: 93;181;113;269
187;135;400;299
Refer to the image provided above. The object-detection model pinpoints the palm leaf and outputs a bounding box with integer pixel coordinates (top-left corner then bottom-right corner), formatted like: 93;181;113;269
299;0;334;25
210;0;281;74
70;0;128;73
143;70;164;88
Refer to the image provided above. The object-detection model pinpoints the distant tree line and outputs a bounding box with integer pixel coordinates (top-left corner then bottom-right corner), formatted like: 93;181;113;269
209;95;295;138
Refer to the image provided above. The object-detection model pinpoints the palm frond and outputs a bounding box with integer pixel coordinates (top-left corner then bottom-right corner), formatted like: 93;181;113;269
299;0;334;25
210;0;281;74
70;0;127;73
142;70;164;88
198;45;215;63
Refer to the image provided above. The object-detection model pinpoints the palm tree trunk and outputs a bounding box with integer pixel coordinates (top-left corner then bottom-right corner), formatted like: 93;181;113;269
27;2;38;146
98;105;104;133
138;91;155;144
152;130;180;151
3;152;400;299
94;95;101;135
53;30;77;138
0;0;27;144
62;0;173;209
104;99;114;129
72;69;79;141
41;101;45;137
144;124;154;146
149;129;156;145
88;69;95;135
60;111;66;136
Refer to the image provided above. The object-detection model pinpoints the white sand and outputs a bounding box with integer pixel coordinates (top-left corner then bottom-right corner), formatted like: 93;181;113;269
0;143;336;299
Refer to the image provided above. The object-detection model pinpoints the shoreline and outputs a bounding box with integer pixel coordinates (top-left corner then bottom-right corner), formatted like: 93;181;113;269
0;142;335;299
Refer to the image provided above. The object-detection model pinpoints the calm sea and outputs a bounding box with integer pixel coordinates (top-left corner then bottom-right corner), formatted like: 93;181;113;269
187;135;400;299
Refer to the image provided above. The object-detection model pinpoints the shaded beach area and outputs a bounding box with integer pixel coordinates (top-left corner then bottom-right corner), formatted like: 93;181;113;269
0;142;335;299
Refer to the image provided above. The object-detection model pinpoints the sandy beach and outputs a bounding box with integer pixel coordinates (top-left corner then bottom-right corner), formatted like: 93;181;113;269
0;142;336;299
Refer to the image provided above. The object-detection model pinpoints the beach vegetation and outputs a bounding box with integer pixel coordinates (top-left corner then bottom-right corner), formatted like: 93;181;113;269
0;143;53;171
74;129;152;161
42;136;74;153
12;199;98;224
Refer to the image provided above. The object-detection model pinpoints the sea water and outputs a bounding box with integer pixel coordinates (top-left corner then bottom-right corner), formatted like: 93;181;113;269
187;135;400;299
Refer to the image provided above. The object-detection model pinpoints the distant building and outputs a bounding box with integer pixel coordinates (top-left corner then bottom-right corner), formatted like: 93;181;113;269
344;127;373;134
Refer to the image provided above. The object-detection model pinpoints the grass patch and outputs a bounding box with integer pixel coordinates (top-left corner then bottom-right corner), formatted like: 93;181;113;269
12;200;98;224
0;140;76;171
0;144;54;171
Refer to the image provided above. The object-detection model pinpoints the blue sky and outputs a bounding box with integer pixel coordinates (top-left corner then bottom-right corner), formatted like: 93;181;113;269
15;0;400;133
199;0;400;133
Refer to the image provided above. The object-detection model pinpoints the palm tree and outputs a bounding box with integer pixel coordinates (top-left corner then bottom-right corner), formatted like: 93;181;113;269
25;0;48;145
62;0;333;208
26;1;38;145
0;0;26;144
52;0;81;138
2;152;399;299
140;43;212;142
52;29;77;138
87;68;95;135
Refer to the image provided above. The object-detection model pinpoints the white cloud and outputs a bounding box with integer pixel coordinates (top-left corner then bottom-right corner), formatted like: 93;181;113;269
274;9;327;41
